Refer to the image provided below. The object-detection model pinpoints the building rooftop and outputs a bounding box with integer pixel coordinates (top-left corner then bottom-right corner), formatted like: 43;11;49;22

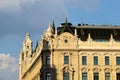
57;21;120;41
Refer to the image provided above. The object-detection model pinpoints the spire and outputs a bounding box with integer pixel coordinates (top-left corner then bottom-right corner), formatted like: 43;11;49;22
110;34;114;46
87;33;92;45
75;28;77;36
65;17;68;25
60;18;73;34
23;33;33;51
110;34;114;40
44;21;56;38
88;33;91;39
25;33;32;44
36;40;39;48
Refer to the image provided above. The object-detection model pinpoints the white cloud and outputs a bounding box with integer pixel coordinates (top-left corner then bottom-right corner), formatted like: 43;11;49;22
0;53;18;80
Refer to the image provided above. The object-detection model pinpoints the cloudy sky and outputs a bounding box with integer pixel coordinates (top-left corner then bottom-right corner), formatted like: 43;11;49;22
0;0;120;80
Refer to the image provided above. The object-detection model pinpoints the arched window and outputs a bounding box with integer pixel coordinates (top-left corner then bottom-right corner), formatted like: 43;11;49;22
63;72;69;80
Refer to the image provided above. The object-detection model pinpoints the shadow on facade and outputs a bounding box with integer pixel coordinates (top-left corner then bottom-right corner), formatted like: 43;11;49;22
40;49;57;80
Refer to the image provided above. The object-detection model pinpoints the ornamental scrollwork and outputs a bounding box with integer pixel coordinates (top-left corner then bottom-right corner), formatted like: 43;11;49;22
116;68;120;73
104;68;112;72
81;67;90;72
93;67;101;72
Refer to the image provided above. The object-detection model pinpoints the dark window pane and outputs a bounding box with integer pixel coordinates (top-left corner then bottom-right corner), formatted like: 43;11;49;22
82;56;87;65
94;56;98;65
63;72;69;80
82;73;87;80
94;73;99;80
46;72;51;80
105;56;109;65
46;56;50;65
116;57;120;65
64;56;69;64
117;73;120;80
105;73;110;80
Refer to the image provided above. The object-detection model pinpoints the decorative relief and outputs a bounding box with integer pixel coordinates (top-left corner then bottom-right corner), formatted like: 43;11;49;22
104;53;110;56
93;67;101;72
63;52;70;55
115;53;120;56
81;52;88;56
104;68;112;72
62;66;74;73
92;52;100;56
81;67;90;72
116;68;120;73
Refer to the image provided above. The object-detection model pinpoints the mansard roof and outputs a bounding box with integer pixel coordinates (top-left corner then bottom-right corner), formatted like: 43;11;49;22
57;23;120;41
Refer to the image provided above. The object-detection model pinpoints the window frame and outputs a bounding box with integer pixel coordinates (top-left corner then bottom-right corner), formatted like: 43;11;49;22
105;73;110;80
116;56;120;65
82;56;87;65
105;56;109;65
64;55;69;64
94;73;99;80
46;56;50;65
94;56;98;65
63;72;69;80
82;73;87;80
46;72;51;80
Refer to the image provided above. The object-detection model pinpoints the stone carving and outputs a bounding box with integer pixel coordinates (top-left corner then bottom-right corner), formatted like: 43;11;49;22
63;66;70;73
116;68;120;73
81;67;90;72
115;53;120;56
93;67;101;72
104;68;112;72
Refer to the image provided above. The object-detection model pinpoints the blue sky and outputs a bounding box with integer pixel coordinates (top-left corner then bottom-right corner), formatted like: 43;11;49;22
0;0;120;80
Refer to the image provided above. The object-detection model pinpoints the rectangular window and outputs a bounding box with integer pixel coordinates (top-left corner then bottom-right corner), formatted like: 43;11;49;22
94;56;98;65
94;73;99;80
105;56;109;65
116;57;120;65
105;73;110;80
64;56;69;64
46;56;50;65
117;73;120;80
63;72;69;80
46;72;51;80
82;56;87;65
82;73;87;80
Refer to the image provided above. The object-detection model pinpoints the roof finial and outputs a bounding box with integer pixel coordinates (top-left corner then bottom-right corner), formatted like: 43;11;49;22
65;17;68;24
110;34;114;40
52;20;55;27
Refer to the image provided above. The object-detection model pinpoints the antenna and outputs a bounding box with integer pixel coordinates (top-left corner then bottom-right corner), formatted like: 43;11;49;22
81;16;83;25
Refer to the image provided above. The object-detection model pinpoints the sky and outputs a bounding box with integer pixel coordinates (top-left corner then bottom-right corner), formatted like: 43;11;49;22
0;0;120;80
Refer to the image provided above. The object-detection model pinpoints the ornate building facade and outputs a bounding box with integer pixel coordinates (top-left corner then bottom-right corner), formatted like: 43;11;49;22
19;20;120;80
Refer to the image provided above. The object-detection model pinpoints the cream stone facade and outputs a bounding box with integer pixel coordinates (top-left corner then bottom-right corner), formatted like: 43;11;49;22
19;20;120;80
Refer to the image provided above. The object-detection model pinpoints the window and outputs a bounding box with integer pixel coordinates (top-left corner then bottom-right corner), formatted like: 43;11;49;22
46;72;51;80
116;57;120;65
105;73;110;80
82;73;87;80
82;56;87;65
116;73;120;80
105;56;109;65
94;56;98;65
64;56;69;64
63;72;69;80
94;73;99;80
46;56;50;65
